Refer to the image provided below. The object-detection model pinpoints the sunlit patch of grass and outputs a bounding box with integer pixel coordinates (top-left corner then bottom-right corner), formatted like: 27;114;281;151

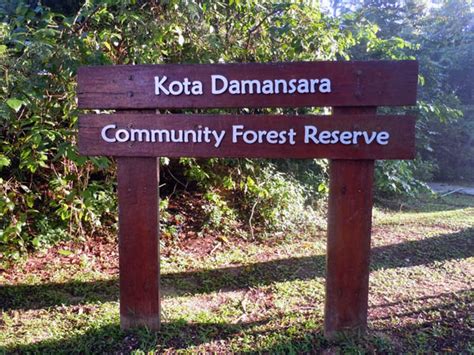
375;208;474;229
374;193;474;230
0;302;121;353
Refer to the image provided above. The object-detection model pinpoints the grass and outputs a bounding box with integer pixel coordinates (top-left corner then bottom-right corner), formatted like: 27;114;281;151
0;193;473;353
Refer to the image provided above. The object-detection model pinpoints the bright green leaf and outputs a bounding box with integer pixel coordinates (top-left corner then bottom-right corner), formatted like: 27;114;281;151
0;155;11;168
6;98;25;112
58;249;73;256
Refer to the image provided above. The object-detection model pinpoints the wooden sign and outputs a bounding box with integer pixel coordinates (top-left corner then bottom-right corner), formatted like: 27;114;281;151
77;61;418;109
76;60;418;338
79;114;415;159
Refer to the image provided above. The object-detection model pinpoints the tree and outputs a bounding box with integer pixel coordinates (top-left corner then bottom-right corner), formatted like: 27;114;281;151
335;0;473;191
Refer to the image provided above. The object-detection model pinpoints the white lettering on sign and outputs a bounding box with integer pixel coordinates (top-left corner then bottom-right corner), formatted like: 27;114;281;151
232;125;296;145
154;76;203;96
211;76;331;95
101;125;390;147
101;124;226;148
154;75;331;96
304;126;390;145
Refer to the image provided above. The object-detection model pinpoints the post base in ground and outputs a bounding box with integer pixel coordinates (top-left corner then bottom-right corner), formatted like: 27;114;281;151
120;315;161;331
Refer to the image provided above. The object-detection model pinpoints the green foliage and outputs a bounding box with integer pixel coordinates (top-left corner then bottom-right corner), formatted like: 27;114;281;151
202;190;238;234
1;0;470;259
0;1;115;259
341;0;473;185
175;158;326;238
374;159;431;197
426;105;474;181
237;166;323;237
415;0;473;181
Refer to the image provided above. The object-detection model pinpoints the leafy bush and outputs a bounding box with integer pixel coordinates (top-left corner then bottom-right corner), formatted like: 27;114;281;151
1;0;467;260
0;2;117;260
238;166;324;238
374;159;430;197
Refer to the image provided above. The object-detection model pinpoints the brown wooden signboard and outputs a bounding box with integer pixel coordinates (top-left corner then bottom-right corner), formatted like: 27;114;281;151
76;60;418;338
77;61;418;109
79;114;415;159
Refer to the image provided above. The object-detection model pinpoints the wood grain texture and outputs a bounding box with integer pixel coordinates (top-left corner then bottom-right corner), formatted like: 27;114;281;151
77;61;418;109
324;107;376;338
118;157;160;330
78;114;415;159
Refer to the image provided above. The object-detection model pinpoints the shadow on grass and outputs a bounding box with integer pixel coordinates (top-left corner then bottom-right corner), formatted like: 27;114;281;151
0;317;382;354
5;289;472;353
2;318;271;354
0;278;119;311
371;288;473;353
1;228;472;311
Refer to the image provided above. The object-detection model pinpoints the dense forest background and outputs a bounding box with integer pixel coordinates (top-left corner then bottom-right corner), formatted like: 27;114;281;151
0;0;472;260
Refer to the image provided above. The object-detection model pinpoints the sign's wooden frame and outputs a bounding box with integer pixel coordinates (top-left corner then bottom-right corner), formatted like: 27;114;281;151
79;114;415;159
77;60;418;338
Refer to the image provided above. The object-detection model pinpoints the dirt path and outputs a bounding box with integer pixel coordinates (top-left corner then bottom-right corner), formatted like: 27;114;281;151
428;182;474;196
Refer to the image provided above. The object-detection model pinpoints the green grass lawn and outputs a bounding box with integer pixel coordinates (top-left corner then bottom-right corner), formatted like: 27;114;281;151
1;193;473;353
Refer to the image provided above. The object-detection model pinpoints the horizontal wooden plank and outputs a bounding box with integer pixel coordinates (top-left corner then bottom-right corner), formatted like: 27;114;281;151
78;114;415;160
77;61;418;109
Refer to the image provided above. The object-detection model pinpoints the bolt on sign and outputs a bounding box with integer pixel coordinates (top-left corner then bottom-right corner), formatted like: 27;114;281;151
77;60;418;337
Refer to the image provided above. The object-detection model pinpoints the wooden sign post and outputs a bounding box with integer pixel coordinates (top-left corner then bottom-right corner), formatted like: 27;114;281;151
77;60;418;336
